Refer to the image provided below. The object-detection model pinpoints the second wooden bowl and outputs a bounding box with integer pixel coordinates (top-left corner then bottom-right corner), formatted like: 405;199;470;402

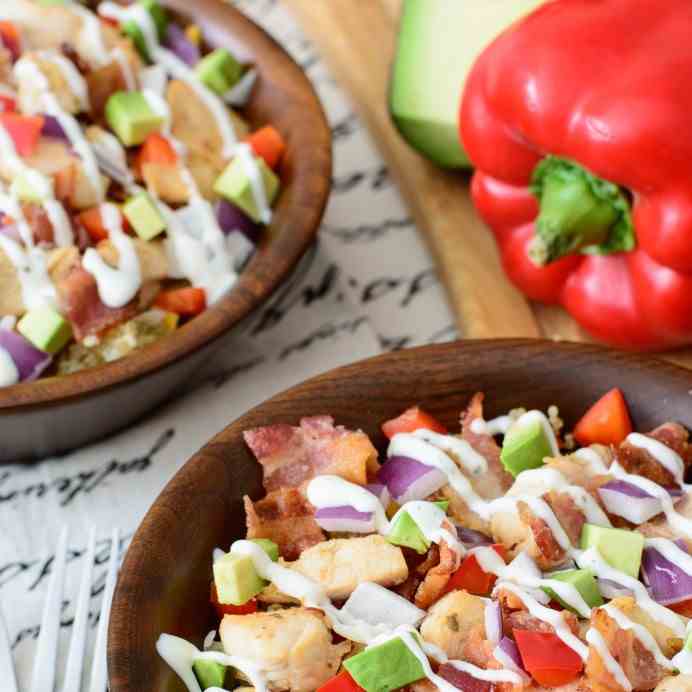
0;0;331;462
108;338;692;692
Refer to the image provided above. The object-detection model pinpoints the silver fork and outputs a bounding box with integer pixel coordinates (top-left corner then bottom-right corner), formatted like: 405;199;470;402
0;526;120;692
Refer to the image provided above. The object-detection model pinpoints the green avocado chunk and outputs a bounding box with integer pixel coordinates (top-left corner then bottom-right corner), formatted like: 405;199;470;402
123;192;166;241
249;538;279;562
542;568;603;614
344;636;426;692
196;48;244;95
105;91;164;147
193;659;226;690
213;552;266;606
18;307;72;355
500;417;553;477
122;0;168;61
580;524;645;579
389;0;545;168
387;510;428;554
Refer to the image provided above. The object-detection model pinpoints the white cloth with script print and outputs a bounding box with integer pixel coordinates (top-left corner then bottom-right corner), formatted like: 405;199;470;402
0;1;455;688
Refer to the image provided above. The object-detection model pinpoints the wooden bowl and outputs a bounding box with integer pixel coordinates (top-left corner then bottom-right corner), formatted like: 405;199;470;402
0;0;331;462
108;338;692;692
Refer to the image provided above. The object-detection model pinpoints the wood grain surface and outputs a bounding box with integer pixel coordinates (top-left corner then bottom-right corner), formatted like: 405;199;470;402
108;339;692;692
283;0;692;367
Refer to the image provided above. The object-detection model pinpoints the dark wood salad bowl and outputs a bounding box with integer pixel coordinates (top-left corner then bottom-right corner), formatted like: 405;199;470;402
108;338;692;692
0;0;331;462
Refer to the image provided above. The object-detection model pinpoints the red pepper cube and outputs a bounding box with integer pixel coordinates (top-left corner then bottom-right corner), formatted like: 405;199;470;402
445;544;506;596
317;671;364;692
382;406;447;439
513;629;583;687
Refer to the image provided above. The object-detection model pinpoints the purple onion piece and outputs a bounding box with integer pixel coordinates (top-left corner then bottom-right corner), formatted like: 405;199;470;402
215;199;260;242
41;115;69;142
455;525;493;547
484;600;502;646
600;479;653;499
598;483;663;524
497;636;528;675
597;578;634;599
642;543;692;605
365;482;391;507
314;505;375;533
164;23;201;67
667;486;684;499
377;455;447;504
0;223;21;243
0;328;51;381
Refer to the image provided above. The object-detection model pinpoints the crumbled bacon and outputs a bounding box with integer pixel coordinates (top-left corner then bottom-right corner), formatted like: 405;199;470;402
461;393;513;494
413;538;460;610
243;416;378;493
545;490;586;546
87;60;128;119
614;422;691;487
57;263;136;340
518;500;566;567
244;488;325;561
22;202;54;246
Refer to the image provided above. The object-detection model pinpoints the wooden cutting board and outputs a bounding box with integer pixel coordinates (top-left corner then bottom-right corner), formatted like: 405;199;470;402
283;0;692;368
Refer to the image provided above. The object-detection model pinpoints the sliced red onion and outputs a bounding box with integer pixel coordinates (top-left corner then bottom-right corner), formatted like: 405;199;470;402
0;328;51;381
41;115;69;142
365;482;391;507
455;525;493;547
314;505;375;533
164;23;201;67
494;637;530;680
642;542;692;606
215;199;259;241
484;600;502;646
438;664;492;692
598;578;634;599
377;455;447;504
598;480;666;524
0;223;21;243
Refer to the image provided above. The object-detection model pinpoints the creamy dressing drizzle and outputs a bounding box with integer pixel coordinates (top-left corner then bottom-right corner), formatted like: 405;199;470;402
0;347;18;387
626;432;686;486
585;627;632;691
470;414;513;436
412;428;487;476
574;447;610;475
82;203;141;308
672;621;692;674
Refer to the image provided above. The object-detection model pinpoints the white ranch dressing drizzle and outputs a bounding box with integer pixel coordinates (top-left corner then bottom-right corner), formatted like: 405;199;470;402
470;414;513;437
111;47;137;91
601;602;675;670
585;627;632;691
610;461;692;539
35;50;90;112
626;432;686;486
511;410;561;456
412;428;488;476
672;622;692;674
0;347;19;387
574;447;610;475
82;203;141;308
67;4;111;67
156;633;268;692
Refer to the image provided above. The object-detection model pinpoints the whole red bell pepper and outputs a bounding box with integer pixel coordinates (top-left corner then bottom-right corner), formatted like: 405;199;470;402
460;0;692;350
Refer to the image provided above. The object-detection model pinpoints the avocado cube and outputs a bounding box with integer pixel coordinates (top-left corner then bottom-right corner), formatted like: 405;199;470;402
213;552;266;606
123;192;166;240
193;659;226;690
196;48;243;95
387;510;428;555
580;524;645;578
122;0;168;61
105;91;164;147
500;418;553;477
542;568;603;614
344;636;426;692
17;307;72;355
250;538;279;562
213;155;279;224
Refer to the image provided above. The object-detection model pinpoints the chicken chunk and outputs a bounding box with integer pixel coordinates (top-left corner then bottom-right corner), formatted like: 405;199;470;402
2;1;83;53
655;675;692;691
219;608;349;692
419;590;487;661
288;535;408;600
17;52;85;115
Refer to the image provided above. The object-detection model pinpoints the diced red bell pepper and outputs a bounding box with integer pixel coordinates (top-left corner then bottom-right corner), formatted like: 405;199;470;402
0;22;21;62
573;388;632;446
137;133;178;168
246;125;286;170
444;544;506;596
154;287;207;316
0;95;16;113
317;670;364;692
513;629;583;687
77;206;113;243
382;406;447;439
210;582;258;618
0;113;44;157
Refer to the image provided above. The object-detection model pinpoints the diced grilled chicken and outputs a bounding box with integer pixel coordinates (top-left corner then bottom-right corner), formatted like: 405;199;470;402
219;608;349;692
2;1;83;53
654;675;692;691
16;52;84;115
288;535;408;600
419;590;487;661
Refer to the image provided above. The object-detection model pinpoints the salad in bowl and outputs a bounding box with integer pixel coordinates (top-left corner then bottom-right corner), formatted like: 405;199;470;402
157;388;692;692
0;0;283;386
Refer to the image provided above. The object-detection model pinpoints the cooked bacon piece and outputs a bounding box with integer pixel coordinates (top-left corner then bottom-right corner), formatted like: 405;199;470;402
545;490;586;546
461;392;513;496
413;538;460;609
497;587;580;638
614;422;691;487
244;488;325;561
57;264;136;340
519;501;568;569
21;202;54;246
243;416;378;493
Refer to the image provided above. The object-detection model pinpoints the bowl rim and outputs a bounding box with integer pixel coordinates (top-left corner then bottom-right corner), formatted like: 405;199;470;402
108;338;692;692
0;0;332;411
